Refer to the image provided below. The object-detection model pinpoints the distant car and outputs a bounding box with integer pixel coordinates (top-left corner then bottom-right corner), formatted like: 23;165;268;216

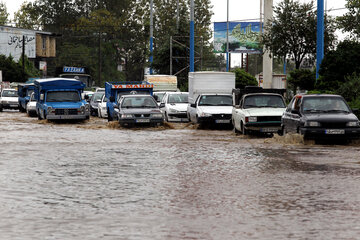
0;89;19;111
96;88;105;92
160;92;189;122
282;94;360;139
97;94;108;118
117;95;163;127
26;92;37;117
83;91;94;103
232;92;286;135
89;92;104;116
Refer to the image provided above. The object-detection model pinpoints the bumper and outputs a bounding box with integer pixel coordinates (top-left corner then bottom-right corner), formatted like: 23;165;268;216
198;116;232;125
119;118;164;125
300;127;360;139
1;103;19;109
245;122;282;133
46;114;89;120
168;112;189;122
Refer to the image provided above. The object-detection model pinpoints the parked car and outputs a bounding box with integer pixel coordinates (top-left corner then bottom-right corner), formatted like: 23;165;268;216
153;91;166;105
97;94;108;118
232;90;286;135
282;94;360;139
117;95;163;127
0;88;19;111
96;88;105;92
90;92;104;116
26;92;37;117
160;92;188;122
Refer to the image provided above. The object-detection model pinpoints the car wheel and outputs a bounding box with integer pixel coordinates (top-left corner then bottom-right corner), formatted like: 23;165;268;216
98;109;102;118
37;109;42;120
0;107;3;112
165;112;169;122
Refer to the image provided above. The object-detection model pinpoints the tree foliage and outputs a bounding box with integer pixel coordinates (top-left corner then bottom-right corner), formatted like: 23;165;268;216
0;55;39;83
262;0;336;69
317;40;360;91
0;1;9;25
14;2;42;29
231;68;258;89
287;69;316;93
337;0;360;39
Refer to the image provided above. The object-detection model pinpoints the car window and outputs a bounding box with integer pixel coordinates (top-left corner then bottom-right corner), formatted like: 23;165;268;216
47;91;80;102
243;95;285;108
302;97;350;112
121;97;157;108
198;95;232;106
168;94;188;104
293;97;302;111
2;90;18;97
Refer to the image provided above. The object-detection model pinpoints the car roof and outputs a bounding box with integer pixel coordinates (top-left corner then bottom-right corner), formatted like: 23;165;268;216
122;94;153;98
297;94;342;98
244;93;283;97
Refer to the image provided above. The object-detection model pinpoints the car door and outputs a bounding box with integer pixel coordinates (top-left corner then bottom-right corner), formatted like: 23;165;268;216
188;95;199;123
233;98;244;130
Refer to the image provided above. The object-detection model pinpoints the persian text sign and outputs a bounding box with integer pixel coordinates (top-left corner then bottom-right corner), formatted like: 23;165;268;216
214;22;261;54
0;27;36;60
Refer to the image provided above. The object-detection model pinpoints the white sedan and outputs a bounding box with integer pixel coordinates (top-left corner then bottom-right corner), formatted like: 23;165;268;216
159;92;189;122
26;92;37;117
97;94;108;118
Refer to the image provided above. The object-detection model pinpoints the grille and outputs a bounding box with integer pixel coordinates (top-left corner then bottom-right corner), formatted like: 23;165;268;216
321;122;347;128
257;116;282;122
212;114;231;120
134;114;150;117
55;109;78;115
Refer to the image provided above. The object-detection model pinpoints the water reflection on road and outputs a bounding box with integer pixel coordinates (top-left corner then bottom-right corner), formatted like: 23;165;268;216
0;111;359;239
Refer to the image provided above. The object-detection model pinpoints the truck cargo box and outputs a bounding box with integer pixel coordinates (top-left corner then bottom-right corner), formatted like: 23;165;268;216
144;75;177;92
188;72;235;104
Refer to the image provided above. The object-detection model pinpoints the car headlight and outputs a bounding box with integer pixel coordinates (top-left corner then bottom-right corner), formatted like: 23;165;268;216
121;114;133;118
200;112;212;117
168;108;178;113
85;104;90;112
246;116;257;122
47;106;54;114
304;121;321;127
346;121;360;127
152;113;163;118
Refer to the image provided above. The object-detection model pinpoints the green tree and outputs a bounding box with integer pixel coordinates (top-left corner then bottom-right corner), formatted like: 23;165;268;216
287;69;316;93
232;68;258;89
0;55;27;82
336;73;360;115
317;40;360;91
337;0;360;39
262;0;336;69
0;1;9;25
14;2;42;30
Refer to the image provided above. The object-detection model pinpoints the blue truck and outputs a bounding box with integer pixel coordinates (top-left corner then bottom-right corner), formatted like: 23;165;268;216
18;83;36;112
34;78;90;120
105;81;154;121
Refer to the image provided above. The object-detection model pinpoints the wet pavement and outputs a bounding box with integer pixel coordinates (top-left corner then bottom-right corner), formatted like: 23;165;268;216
0;110;360;239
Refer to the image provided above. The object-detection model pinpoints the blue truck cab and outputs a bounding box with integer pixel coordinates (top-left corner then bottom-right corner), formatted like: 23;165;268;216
18;83;36;112
105;81;154;121
34;78;90;120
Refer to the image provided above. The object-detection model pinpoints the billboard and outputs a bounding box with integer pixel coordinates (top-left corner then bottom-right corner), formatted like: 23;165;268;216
214;22;261;54
0;26;36;61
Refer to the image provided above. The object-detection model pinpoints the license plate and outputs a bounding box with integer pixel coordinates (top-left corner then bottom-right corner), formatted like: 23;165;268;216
136;119;150;123
10;105;17;107
325;129;345;134
215;119;230;123
260;128;278;133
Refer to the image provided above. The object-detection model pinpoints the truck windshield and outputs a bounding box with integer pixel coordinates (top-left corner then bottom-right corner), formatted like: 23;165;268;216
244;95;285;108
168;94;188;104
121;97;157;108
47;91;80;102
198;95;232;106
2;90;18;97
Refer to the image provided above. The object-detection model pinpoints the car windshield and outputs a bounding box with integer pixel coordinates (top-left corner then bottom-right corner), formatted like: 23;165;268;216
117;91;151;101
47;91;80;102
198;95;232;106
302;97;350;113
121;97;157;108
243;95;285;108
91;93;104;101
168;94;188;104
2;90;18;97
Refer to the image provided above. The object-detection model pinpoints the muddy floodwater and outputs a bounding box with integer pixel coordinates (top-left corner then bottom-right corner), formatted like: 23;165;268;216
1;111;360;240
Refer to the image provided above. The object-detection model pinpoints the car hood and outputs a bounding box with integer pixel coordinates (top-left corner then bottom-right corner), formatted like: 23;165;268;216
166;103;188;111
46;102;85;108
198;106;233;114
303;112;359;122
121;108;162;114
244;108;286;116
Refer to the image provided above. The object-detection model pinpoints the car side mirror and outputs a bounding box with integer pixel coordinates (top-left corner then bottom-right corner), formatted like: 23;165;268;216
84;95;89;100
190;103;196;108
109;96;115;102
352;108;359;114
159;103;165;108
40;93;44;101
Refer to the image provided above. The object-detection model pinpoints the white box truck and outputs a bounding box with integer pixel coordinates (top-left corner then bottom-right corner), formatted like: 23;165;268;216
144;75;178;103
187;71;235;127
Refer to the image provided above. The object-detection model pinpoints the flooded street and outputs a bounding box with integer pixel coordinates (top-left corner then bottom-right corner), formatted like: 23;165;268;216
1;111;360;239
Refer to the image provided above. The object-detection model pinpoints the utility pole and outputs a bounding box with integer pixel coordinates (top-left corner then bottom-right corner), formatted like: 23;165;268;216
150;0;154;75
226;0;230;72
190;0;194;72
262;0;273;89
22;35;25;75
98;30;101;86
316;0;324;81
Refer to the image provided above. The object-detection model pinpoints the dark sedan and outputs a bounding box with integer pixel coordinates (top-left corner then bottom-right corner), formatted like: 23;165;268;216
117;95;164;127
282;94;360;140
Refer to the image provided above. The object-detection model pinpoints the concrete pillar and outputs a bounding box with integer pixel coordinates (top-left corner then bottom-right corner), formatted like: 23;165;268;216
262;0;273;89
